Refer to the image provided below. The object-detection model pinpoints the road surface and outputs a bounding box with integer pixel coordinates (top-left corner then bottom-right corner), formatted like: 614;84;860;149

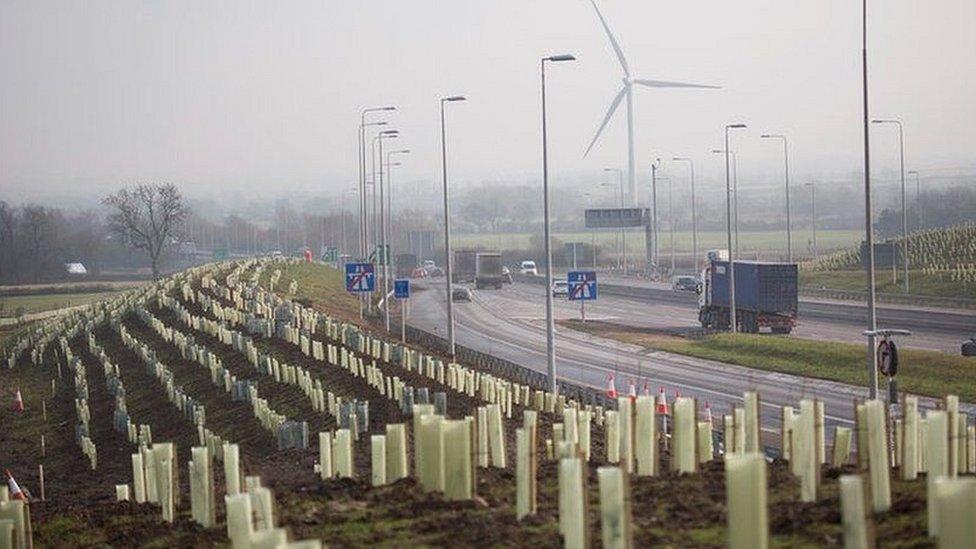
408;278;974;448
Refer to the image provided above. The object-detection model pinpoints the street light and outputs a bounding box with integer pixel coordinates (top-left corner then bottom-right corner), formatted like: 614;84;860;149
373;131;398;316
603;167;625;272
440;95;466;359
542;53;576;393
711;149;740;257
723;124;747;333
359;107;395;259
860;0;880;399
360;118;393;315
760;134;793;263
907;170;921;229
660;176;675;274
672;157;697;271
805;182;817;261
650;158;661;271
872;119;909;293
583;192;599;268
340;187;357;255
373;130;399;264
379;147;409;332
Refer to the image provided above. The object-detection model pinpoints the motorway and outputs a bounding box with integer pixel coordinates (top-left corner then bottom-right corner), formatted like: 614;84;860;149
407;278;976;447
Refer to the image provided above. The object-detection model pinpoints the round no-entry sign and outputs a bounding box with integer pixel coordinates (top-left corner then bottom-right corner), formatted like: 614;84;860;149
876;339;899;377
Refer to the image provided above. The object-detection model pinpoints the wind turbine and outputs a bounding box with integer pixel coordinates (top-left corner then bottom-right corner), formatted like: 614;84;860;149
584;0;719;207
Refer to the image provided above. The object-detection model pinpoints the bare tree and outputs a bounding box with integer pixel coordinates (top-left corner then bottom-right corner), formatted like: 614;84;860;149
103;183;187;279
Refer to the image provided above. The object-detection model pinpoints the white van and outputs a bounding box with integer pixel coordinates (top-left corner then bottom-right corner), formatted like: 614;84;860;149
519;260;538;276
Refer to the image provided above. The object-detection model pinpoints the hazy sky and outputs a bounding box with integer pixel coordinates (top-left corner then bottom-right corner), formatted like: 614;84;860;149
2;0;974;206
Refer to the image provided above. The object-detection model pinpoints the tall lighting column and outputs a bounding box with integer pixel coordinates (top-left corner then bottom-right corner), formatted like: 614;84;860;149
440;95;466;359
861;0;879;399
723;124;747;333
359;107;395;258
384;149;410;332
760;133;793;263
541;53;576;393
872;119;909;292
672;157;697;271
603;167;624;272
907;170;921;229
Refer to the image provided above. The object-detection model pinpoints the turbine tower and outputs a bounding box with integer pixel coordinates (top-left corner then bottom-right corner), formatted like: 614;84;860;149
584;0;719;206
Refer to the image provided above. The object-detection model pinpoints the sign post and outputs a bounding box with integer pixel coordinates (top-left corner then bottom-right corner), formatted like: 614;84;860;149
394;279;410;343
567;271;598;323
346;262;376;319
863;328;912;467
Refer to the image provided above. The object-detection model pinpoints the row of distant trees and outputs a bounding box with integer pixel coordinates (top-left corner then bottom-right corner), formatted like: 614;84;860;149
0;184;187;284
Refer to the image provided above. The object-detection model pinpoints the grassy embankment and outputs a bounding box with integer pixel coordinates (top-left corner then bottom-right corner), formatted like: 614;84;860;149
799;269;973;298
562;319;976;402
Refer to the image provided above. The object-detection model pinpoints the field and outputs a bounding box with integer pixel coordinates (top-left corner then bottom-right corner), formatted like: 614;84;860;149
452;229;862;258
0;281;143;318
560;320;976;403
0;259;968;547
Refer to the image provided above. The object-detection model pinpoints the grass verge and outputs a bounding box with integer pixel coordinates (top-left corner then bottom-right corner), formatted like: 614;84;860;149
269;261;363;323
0;292;122;317
561;319;976;402
800;269;974;298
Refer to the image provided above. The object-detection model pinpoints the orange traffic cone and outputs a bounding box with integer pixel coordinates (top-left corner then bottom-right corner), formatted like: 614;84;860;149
656;386;669;415
606;374;618;399
11;389;24;412
628;379;638;399
704;401;713;424
5;469;26;500
642;381;651;396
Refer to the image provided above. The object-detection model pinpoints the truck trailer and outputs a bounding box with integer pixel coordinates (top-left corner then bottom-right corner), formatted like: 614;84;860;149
452;250;478;283
395;253;418;279
475;252;504;289
698;259;798;334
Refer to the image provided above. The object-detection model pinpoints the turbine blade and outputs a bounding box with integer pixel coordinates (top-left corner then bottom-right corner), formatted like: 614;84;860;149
632;78;721;89
584;86;628;158
589;0;630;77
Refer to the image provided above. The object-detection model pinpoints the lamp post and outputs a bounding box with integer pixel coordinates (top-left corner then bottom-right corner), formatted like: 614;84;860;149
440;95;466;359
651;157;662;270
861;0;879;399
542;53;576;393
374;130;398;318
760;134;793;263
672;157;697;271
805;183;818;261
711;149;740;257
359;107;395;259
584;192;598;268
603;168;625;272
907;170;921;230
385;149;410;256
723;124;747;333
872;119;909;293
379;147;409;332
661;176;675;274
341;187;357;255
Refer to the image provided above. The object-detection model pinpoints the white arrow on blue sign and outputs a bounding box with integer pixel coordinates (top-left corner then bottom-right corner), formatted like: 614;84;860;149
394;279;410;299
567;271;597;301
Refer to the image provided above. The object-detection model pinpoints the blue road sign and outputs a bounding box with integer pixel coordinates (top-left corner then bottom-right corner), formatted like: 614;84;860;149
345;262;375;293
394;279;410;299
567;271;597;301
